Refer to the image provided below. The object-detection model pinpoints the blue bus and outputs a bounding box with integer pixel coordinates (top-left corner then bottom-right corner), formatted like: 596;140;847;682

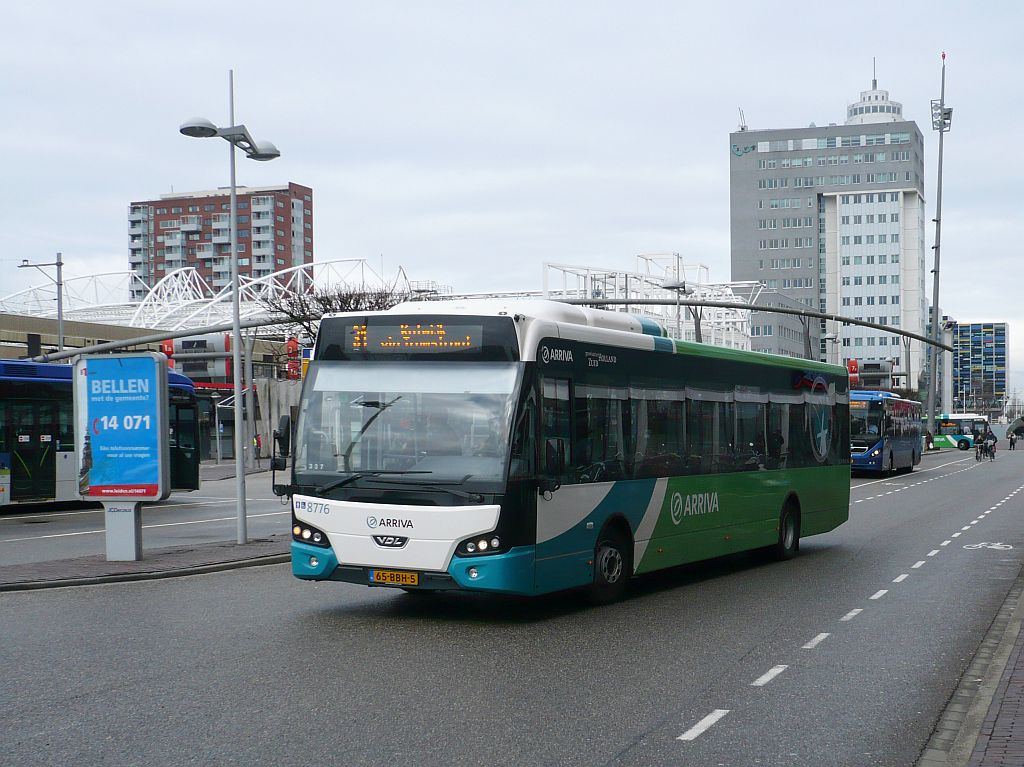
850;390;923;473
0;360;200;506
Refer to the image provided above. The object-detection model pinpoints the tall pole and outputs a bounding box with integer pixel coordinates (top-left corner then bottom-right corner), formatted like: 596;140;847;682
55;251;64;353
228;69;248;544
925;53;952;437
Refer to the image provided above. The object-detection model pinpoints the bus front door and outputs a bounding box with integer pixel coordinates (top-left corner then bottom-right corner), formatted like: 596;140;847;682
7;401;58;501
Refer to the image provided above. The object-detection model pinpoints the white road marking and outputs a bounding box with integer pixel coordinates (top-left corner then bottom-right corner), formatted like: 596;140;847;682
952;532;962;538
840;609;863;621
939;542;950;548
962;526;972;531
912;561;926;568
678;710;729;741
870;590;888;600
893;574;909;583
751;665;788;687
802;633;831;649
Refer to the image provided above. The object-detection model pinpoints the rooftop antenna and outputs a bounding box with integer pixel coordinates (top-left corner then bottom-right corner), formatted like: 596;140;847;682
872;56;877;89
738;107;748;131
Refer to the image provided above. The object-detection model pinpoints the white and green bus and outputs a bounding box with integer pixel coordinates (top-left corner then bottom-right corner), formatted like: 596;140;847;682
275;300;850;602
930;413;989;450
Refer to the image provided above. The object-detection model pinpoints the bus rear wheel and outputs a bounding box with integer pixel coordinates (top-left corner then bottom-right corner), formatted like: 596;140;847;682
957;439;970;451
772;505;800;561
589;525;632;604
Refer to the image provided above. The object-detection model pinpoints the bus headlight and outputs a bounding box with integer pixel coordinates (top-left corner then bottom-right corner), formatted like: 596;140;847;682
870;449;881;457
456;534;502;556
292;521;331;548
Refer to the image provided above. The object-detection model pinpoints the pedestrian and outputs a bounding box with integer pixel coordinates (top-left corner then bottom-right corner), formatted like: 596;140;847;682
254;433;263;467
1010;432;1017;451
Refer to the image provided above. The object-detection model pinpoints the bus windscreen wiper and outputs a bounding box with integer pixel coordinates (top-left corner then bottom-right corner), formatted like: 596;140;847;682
316;469;432;495
359;475;485;503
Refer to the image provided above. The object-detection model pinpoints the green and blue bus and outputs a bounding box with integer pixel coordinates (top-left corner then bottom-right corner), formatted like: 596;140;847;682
849;390;922;473
276;300;850;601
931;413;989;450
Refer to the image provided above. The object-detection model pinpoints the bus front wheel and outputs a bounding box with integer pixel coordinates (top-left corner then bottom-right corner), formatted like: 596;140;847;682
772;505;800;561
589;525;632;604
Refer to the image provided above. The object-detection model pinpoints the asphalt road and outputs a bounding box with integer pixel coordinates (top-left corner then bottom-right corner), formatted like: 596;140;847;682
3;449;1023;767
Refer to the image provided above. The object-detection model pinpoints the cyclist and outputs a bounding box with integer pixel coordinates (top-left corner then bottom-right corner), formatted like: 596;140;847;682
985;430;997;461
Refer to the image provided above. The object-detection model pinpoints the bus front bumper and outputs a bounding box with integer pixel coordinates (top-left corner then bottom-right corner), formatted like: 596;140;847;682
291;541;537;595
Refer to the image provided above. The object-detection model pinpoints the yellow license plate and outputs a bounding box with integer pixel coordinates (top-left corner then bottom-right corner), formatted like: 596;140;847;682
370;569;419;586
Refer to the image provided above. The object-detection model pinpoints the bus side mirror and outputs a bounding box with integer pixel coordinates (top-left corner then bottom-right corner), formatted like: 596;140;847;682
539;438;565;493
271;457;287;471
275;414;291;457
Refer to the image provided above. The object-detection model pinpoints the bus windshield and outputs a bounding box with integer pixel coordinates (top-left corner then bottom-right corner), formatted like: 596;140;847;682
295;361;520;487
850;402;882;441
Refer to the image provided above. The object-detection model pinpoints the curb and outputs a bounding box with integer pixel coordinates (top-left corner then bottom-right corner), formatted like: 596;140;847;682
0;553;291;593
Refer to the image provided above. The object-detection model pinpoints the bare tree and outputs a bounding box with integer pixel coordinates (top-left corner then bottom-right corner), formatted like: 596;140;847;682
259;283;414;340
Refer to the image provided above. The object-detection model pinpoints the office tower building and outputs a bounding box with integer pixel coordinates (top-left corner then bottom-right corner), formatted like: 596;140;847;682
730;76;928;385
952;321;1009;417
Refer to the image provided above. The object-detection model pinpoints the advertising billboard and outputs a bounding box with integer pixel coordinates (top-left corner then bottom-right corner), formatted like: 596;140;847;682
74;353;170;501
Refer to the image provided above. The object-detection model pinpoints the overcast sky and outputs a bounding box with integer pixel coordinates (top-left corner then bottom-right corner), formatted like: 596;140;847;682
2;1;1021;391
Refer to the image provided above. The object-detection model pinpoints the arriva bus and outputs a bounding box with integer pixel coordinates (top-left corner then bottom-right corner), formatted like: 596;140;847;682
931;413;989;450
0;360;200;506
849;390;922;473
274;300;850;602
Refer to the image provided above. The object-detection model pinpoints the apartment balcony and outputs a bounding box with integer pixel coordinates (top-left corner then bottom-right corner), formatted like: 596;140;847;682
128;221;147;235
212;229;231;244
195;244;216;259
212;214;230;227
163;232;184;245
252;240;274;256
180;215;202;232
251;196;274;210
128;207;149;222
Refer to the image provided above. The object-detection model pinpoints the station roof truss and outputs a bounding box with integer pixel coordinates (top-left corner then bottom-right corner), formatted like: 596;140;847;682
0;259;410;333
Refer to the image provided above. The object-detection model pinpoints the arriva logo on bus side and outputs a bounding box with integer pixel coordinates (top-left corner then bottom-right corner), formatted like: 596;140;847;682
540;346;573;364
670;491;720;524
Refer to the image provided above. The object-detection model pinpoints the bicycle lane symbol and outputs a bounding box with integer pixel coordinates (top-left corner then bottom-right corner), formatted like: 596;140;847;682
963;542;1014;550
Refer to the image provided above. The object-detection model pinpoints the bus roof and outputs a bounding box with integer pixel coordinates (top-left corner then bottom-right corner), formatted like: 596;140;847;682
0;360;194;391
322;298;848;377
850;390;919;403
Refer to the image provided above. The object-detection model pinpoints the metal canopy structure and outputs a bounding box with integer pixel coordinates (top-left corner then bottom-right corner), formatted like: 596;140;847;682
450;254;757;349
0;259;410;332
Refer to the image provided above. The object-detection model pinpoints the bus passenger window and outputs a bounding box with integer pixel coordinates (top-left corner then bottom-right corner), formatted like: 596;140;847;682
541;378;571;483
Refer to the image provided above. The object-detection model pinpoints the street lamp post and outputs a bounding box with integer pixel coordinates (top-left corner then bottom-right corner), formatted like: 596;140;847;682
181;70;280;545
19;252;64;352
925;52;953;438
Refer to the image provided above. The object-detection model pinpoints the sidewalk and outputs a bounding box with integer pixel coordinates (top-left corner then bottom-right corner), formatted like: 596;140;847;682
0;533;289;592
199;459;271;482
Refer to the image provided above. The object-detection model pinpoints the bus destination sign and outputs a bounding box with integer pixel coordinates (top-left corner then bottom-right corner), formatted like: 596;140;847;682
349;323;483;353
